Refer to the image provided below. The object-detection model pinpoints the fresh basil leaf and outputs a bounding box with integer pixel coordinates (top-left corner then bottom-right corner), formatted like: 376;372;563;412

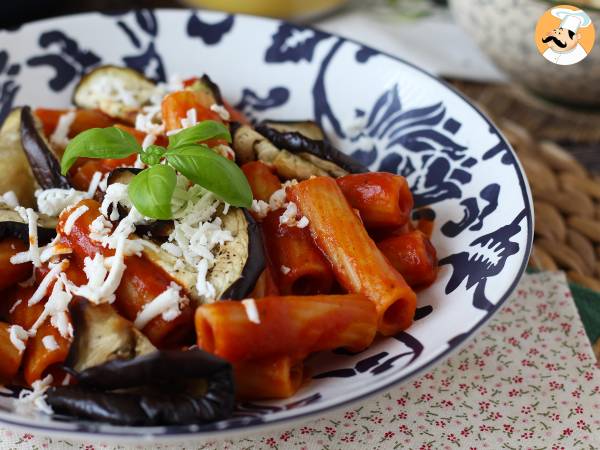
61;127;141;175
168;120;231;149
166;145;252;208
140;145;166;166
128;165;177;220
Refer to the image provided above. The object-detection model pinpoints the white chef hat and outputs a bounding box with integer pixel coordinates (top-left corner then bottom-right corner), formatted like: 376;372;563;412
551;7;592;33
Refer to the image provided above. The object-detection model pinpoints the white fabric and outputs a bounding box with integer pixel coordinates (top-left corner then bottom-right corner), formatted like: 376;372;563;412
543;43;588;65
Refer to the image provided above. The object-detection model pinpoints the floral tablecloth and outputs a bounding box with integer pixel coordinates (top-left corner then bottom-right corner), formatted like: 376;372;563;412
2;271;599;449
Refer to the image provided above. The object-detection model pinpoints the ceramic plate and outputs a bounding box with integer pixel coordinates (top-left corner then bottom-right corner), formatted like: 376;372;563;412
0;9;532;442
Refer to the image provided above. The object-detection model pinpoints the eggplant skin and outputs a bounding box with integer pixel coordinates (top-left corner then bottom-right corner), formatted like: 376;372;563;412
20;106;71;190
46;350;235;426
255;124;368;175
220;209;265;300
0;207;56;245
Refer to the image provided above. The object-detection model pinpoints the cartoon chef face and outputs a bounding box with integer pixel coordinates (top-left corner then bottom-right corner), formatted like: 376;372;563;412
542;26;581;53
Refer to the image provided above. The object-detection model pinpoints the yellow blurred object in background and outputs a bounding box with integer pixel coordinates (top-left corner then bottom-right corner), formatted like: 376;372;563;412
179;0;348;20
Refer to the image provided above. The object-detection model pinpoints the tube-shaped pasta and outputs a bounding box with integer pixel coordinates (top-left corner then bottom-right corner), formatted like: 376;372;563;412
115;256;195;347
336;172;413;229
161;90;223;132
0;322;25;383
262;209;333;295
248;267;280;298
377;231;438;288
6;286;44;329
69;154;138;191
288;177;416;335
114;124;168;147
59;200;195;348
0;238;32;291
195;294;377;363
234;357;303;400
241;161;281;202
23;319;71;386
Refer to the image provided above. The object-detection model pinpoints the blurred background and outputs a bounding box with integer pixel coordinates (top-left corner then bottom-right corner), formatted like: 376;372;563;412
2;0;600;290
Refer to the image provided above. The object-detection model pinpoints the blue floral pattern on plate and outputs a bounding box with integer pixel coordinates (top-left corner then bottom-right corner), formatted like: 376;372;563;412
0;9;532;442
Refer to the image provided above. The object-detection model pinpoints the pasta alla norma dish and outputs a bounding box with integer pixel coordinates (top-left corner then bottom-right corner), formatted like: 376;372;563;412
0;66;438;426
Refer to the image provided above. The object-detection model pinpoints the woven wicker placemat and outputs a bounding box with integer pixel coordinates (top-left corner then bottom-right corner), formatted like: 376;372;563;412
450;80;600;177
450;80;600;293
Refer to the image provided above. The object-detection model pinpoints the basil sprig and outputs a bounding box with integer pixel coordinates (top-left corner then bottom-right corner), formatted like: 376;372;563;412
60;121;252;219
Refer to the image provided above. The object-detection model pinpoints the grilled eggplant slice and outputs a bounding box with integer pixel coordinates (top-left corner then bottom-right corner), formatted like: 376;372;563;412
187;74;224;105
72;65;156;123
20;106;71;190
262;120;325;141
0;205;57;245
255;123;368;175
143;208;265;302
47;349;235;426
0;108;38;207
231;124;329;179
66;301;155;373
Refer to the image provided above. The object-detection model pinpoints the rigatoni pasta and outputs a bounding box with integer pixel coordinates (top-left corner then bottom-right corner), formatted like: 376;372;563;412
288;177;417;335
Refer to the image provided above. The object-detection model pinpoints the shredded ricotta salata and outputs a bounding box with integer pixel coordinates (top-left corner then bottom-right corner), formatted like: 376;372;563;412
15;375;53;415
49;110;76;148
10;207;41;267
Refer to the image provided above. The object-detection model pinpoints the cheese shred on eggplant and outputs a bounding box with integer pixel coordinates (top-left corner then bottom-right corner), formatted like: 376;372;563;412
10;207;41;267
15;375;54;415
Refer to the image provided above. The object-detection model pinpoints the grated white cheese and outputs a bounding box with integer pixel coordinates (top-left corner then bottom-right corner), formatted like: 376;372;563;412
8;299;22;314
8;325;27;353
280;265;291;275
36;188;87;217
210;103;230;121
10;207;41;267
180;108;197;129
41;335;59;351
241;298;260;324
89;214;112;242
39;236;72;263
101;182;130;221
141;133;156;151
164;188;233;300
29;275;73;339
251;200;270;219
296;216;309;229
250;180;299;220
134;282;189;329
71;233;127;305
49;110;76;148
279;201;298;226
135;105;164;135
27;261;67;306
160;241;183;257
166;108;198;136
63;205;89;235
1;191;19;208
98;172;110;193
15;375;53;415
86;171;103;199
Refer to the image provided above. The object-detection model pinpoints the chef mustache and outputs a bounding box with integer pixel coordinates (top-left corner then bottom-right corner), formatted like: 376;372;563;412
542;35;568;48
